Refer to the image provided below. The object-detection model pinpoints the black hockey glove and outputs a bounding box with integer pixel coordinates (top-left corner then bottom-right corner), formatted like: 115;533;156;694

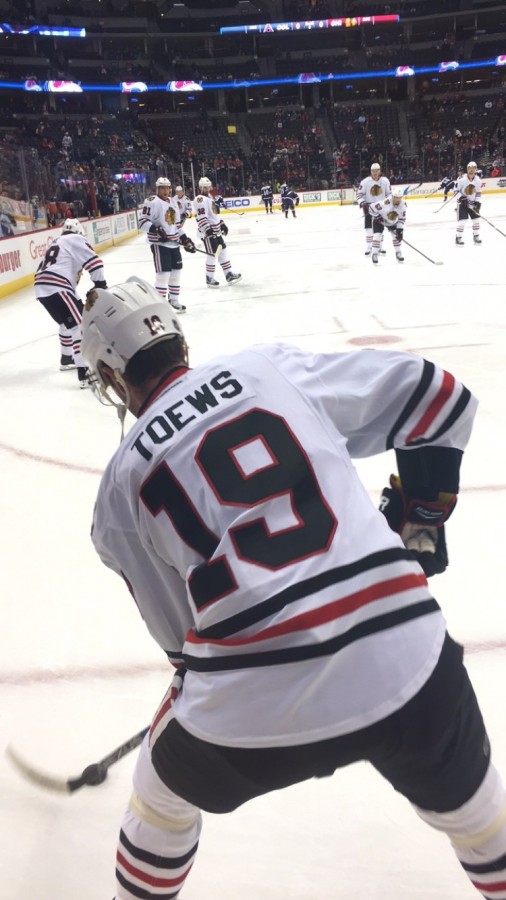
219;219;229;236
179;234;196;253
395;228;403;242
93;280;108;290
153;225;170;242
360;202;370;215
295;197;300;206
205;225;214;239
473;201;481;213
458;196;468;207
379;474;456;577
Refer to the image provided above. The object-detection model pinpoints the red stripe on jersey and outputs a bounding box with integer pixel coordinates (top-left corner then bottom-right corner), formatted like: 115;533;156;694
149;685;179;737
471;879;506;892
406;370;455;444
116;851;191;888
187;572;427;647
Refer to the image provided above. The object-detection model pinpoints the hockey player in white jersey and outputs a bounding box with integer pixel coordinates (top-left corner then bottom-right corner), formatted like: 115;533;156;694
138;177;196;313
192;177;241;287
174;185;192;225
455;161;482;246
82;276;506;900
370;186;407;264
356;162;392;256
34;218;107;386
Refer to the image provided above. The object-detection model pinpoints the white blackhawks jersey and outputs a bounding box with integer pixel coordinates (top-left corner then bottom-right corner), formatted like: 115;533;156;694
138;194;181;248
175;194;192;220
92;345;477;748
455;174;482;206
356;175;391;206
370;196;407;229
34;233;105;297
192;193;223;239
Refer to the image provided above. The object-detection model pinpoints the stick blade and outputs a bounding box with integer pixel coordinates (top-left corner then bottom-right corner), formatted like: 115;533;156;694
6;743;72;793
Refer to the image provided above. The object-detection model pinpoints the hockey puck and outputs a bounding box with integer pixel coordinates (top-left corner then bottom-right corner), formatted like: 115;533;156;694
81;763;108;785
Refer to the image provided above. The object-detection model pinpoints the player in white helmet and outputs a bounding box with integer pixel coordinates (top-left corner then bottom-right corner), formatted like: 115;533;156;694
455;161;482;246
369;186;407;264
81;277;506;900
356;162;392;256
34;217;107;386
174;185;192;225
138;177;196;313
192;177;241;288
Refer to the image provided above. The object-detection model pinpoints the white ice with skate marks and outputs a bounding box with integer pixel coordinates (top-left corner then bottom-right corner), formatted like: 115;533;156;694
0;195;505;900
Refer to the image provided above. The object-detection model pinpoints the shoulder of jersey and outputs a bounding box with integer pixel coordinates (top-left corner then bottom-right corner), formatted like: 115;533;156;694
146;194;156;201
195;195;204;202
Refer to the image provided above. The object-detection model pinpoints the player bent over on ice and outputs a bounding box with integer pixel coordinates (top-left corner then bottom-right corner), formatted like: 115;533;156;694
81;277;506;900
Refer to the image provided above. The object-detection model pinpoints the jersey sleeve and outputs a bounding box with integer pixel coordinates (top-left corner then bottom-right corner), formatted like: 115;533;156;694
92;472;192;663
261;345;477;459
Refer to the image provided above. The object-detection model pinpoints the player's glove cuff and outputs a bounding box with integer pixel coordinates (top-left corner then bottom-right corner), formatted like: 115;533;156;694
219;219;229;236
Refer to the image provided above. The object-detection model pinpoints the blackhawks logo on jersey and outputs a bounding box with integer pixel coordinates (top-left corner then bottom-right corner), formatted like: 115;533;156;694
464;184;476;197
165;207;176;225
370;184;382;197
386;210;398;222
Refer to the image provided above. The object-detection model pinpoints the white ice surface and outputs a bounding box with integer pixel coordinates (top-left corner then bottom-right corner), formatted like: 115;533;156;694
0;196;505;900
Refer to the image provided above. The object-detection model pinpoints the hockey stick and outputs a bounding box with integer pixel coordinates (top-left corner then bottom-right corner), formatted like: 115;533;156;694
471;210;506;239
402;181;423;196
402;237;443;265
6;726;148;794
433;192;458;213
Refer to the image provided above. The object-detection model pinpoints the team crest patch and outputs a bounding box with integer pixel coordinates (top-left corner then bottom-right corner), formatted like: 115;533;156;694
371;184;382;196
464;185;476;196
165;208;176;224
147;195;156;201
386;211;397;222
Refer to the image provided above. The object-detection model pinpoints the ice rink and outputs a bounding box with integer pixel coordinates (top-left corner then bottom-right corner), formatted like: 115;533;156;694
1;194;505;900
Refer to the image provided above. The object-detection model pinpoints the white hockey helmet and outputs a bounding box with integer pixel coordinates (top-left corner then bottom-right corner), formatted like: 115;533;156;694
392;187;404;199
155;177;171;188
175;185;184;193
371;163;381;172
199;176;212;191
467;161;477;171
61;218;84;236
81;277;185;392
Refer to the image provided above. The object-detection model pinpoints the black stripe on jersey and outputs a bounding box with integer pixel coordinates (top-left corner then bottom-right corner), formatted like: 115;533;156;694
116;870;180;900
119;829;198;868
386;360;435;450
184;598;440;672
197;547;415;640
404;386;472;447
460;850;506;874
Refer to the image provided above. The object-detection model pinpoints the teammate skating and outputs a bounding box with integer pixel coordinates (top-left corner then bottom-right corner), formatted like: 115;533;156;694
192;177;241;287
139;176;196;313
34;218;107;387
370;187;406;264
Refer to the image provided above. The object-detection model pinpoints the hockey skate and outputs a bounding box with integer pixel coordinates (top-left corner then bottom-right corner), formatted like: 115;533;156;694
226;272;242;284
170;300;186;314
206;277;220;288
372;253;379;265
379;249;387;255
364;249;371;256
396;251;404;262
77;367;90;389
473;235;482;244
455;236;464;246
59;355;76;371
